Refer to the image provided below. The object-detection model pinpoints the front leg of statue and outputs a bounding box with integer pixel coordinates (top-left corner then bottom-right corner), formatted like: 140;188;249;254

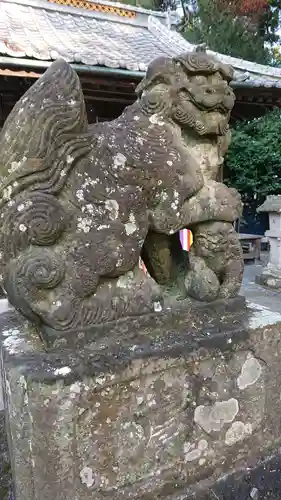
149;181;242;236
182;181;243;228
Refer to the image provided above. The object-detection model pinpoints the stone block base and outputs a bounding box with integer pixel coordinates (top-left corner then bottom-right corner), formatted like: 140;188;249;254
2;298;281;499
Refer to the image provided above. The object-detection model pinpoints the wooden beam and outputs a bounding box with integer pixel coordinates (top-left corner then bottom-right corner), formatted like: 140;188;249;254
84;95;134;104
0;68;40;78
80;75;136;90
82;86;135;98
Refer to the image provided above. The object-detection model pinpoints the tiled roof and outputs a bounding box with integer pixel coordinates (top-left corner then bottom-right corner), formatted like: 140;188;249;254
0;0;281;88
0;0;187;71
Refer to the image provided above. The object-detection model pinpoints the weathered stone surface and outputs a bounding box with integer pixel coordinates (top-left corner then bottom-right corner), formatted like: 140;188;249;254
0;412;12;500
2;300;281;500
0;51;243;339
256;270;281;290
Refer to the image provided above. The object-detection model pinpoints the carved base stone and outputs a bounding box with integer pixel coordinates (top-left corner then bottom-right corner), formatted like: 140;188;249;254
3;298;281;500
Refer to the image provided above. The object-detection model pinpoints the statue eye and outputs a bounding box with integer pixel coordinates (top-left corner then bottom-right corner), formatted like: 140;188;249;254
205;87;215;94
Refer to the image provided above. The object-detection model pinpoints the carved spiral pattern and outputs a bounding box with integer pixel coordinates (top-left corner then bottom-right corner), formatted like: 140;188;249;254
1;192;67;262
179;54;216;74
17;249;65;290
193;120;207;135
27;193;67;246
173;105;197;129
2;248;65;325
140;91;171;116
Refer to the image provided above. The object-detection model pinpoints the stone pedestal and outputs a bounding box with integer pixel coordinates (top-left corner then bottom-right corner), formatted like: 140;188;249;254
256;195;281;289
3;298;281;500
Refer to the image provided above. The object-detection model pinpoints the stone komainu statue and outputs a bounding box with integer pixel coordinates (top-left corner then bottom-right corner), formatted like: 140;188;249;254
0;52;243;336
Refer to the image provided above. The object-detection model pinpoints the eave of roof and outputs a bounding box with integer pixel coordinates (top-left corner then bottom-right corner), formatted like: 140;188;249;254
0;56;145;79
0;0;281;90
0;0;175;29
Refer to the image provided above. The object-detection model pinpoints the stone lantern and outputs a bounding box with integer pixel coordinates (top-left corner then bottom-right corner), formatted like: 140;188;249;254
256;195;281;289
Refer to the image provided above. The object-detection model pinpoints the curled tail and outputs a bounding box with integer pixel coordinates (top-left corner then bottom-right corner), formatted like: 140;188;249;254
0;59;89;204
0;60;91;324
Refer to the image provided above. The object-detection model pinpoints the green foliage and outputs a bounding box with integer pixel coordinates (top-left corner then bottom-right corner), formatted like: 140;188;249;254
260;0;281;44
182;0;271;63
225;110;281;202
270;45;281;66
